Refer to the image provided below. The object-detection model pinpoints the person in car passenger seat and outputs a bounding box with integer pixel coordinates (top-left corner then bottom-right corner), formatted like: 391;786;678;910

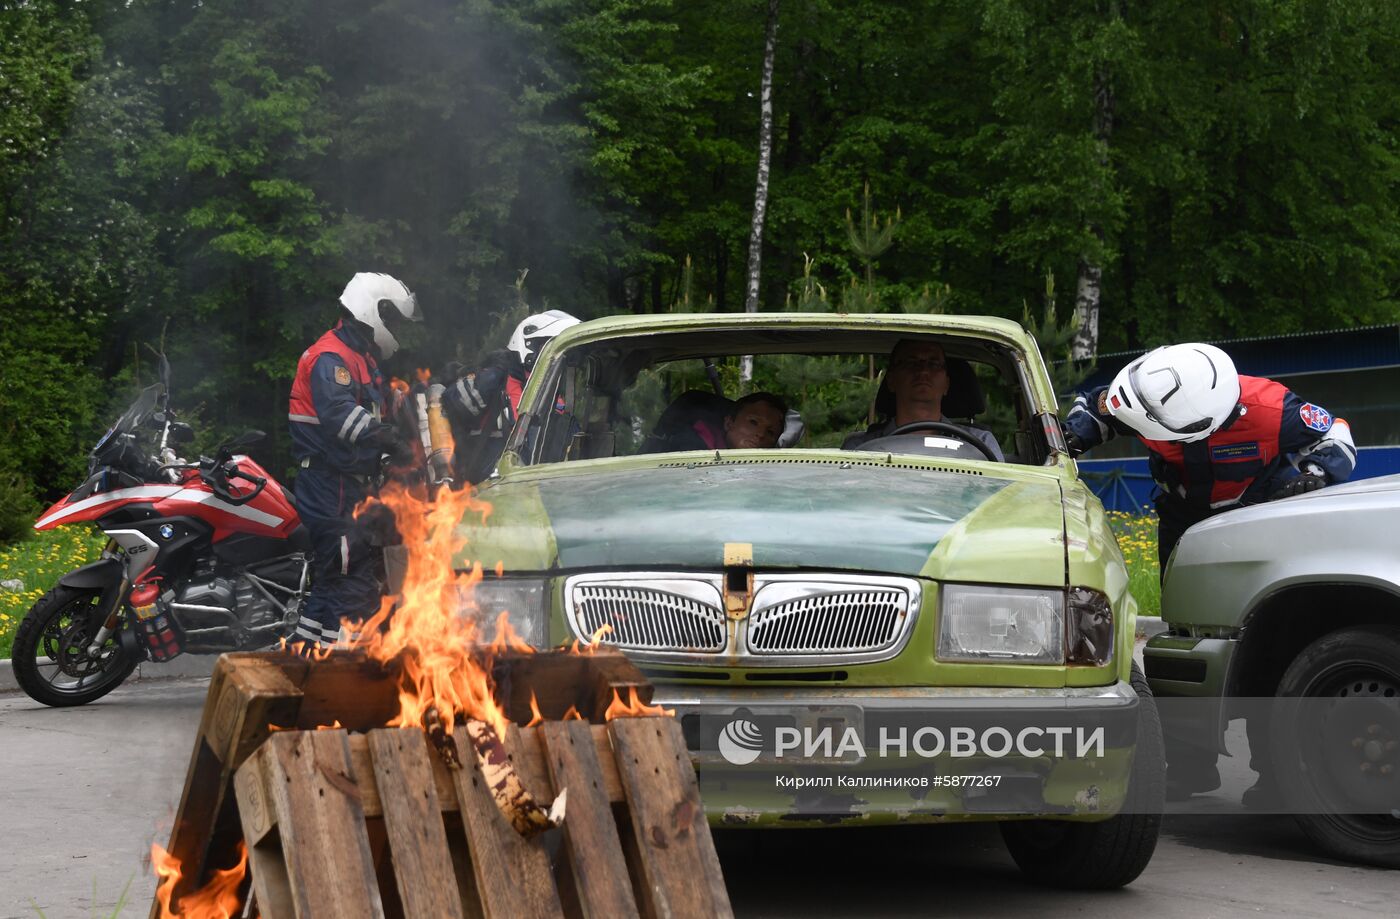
671;392;788;451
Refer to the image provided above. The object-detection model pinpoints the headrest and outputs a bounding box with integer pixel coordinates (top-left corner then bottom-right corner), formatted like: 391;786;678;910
777;409;804;448
873;357;985;420
653;389;734;437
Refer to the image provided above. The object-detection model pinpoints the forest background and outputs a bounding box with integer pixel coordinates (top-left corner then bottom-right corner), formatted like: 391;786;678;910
4;0;1400;530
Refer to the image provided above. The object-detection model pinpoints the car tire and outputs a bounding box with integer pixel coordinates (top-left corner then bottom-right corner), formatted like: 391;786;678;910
1000;664;1164;889
1268;625;1400;868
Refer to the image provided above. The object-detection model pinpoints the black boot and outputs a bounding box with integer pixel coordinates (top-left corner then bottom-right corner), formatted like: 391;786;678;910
1241;776;1281;810
1165;761;1221;801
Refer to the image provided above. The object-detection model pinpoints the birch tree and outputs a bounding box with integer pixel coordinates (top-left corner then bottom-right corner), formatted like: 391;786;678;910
742;0;780;381
1071;57;1115;361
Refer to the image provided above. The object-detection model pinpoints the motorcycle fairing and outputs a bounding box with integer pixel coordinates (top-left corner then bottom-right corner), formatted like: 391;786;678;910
36;457;298;542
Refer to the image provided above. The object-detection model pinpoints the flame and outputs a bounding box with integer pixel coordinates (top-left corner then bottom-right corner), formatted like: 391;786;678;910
152;841;248;918
560;704;584;721
488;611;535;656
416;367;433;385
526;692;544;728
605;687;676;721
347;483;515;738
568;622;613;656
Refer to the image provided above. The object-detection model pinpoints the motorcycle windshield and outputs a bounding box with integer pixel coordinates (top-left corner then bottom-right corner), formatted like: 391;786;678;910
93;384;164;454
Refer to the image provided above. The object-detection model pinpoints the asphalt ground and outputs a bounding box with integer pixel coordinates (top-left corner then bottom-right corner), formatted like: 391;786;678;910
1;677;1394;918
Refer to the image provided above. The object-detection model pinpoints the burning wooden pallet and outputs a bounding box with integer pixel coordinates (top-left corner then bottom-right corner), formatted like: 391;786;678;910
153;649;731;918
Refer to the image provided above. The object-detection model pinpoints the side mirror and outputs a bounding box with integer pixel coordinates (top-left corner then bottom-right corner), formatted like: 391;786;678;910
168;422;195;445
217;430;266;459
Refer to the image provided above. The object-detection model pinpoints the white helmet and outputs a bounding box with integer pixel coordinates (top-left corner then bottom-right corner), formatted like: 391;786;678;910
508;309;579;371
339;272;421;359
1105;343;1240;443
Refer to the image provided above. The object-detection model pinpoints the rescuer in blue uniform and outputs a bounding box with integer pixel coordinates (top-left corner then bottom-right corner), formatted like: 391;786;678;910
441;309;579;483
1063;342;1357;806
1064;343;1356;571
288;272;422;648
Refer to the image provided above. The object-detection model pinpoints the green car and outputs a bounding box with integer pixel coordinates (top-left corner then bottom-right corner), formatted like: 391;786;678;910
456;312;1163;889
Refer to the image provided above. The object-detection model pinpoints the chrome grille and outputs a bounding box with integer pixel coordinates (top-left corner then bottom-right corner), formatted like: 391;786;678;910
565;572;920;665
571;583;726;652
747;587;909;655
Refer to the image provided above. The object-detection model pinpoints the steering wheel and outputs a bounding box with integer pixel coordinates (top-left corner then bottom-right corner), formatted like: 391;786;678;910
881;420;1000;463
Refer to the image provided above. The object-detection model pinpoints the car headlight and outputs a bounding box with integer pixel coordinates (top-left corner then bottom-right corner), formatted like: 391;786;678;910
1066;587;1113;666
459;577;550;648
938;583;1065;663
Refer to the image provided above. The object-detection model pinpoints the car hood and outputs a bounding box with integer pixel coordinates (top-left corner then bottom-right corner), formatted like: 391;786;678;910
459;457;1068;581
1183;472;1400;536
1284;472;1400;502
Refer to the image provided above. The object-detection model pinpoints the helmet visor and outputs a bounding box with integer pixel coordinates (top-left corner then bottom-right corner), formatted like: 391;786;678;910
378;297;425;353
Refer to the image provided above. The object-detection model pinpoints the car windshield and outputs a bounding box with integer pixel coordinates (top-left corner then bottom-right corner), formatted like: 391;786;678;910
510;327;1053;467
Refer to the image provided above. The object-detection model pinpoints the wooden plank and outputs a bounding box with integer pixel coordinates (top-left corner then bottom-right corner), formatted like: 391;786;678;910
264;730;386;918
493;649;651;724
234;745;297;919
539;720;641;919
608;717;732;919
292;652;402;730
263;727;620;825
367;729;466;919
582;654;655;722
449;729;562;918
154;654;305;917
204;655;307;764
347;732;459;817
504;724;556;800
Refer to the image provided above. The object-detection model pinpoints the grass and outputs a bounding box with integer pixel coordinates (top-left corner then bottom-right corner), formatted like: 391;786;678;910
0;528;109;659
1107;510;1161;621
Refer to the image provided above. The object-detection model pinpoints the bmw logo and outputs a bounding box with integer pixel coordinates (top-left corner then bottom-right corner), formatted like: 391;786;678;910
159;524;175;540
718;719;765;766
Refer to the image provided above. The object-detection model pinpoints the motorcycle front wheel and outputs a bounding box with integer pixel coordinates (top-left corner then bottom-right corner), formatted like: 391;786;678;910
11;584;139;707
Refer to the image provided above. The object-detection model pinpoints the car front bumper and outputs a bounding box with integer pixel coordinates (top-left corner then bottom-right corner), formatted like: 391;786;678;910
652;681;1141;826
1143;634;1237;755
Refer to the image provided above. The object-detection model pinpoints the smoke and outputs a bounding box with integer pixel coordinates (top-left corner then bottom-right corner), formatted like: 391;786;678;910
60;0;604;474
306;0;596;367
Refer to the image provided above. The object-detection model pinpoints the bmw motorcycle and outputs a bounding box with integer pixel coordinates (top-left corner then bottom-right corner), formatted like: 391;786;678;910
12;354;310;707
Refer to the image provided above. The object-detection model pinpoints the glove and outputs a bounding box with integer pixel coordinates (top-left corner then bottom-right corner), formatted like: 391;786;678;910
1269;472;1326;500
365;423;416;467
1061;423;1088;458
357;500;402;547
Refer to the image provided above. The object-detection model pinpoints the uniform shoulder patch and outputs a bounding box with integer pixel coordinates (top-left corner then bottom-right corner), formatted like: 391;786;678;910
334;365;352;386
1298;403;1331;432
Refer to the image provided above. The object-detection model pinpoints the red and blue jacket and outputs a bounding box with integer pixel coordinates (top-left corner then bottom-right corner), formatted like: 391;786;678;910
1066;375;1356;510
288;322;387;476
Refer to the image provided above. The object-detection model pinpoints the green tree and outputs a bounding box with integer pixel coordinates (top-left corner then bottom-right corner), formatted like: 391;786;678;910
0;2;165;498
